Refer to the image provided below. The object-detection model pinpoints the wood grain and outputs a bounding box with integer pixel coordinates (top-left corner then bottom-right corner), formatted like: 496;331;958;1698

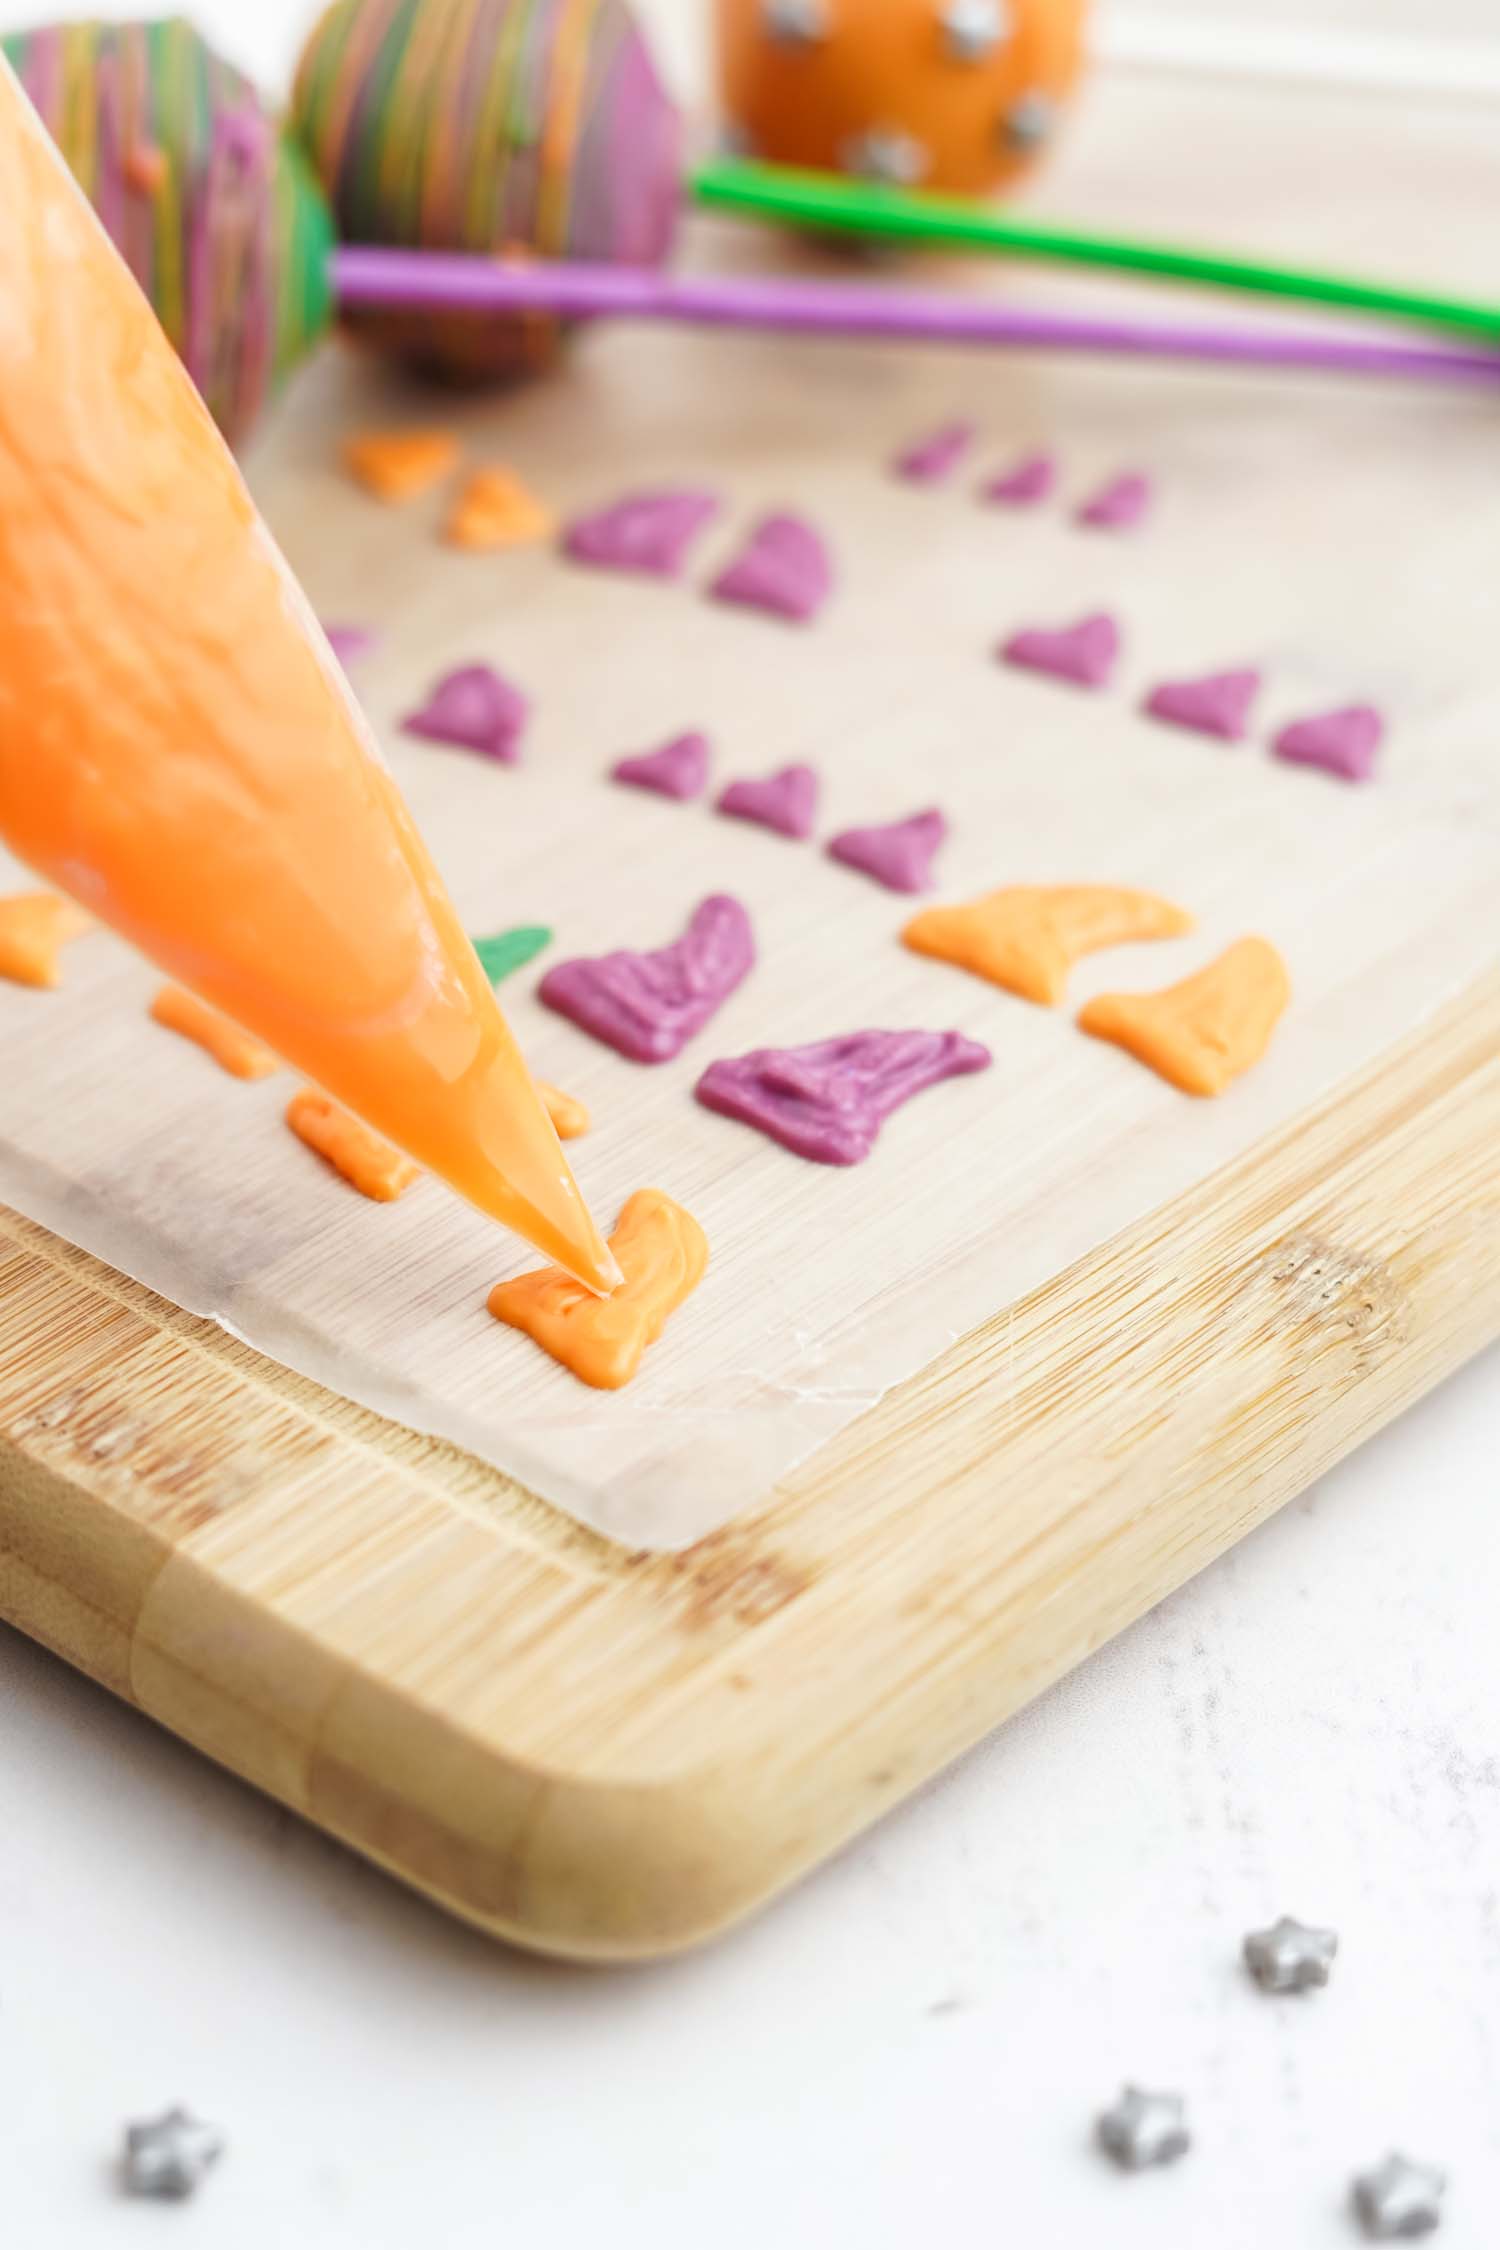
4;37;1500;1954
3;967;1496;1955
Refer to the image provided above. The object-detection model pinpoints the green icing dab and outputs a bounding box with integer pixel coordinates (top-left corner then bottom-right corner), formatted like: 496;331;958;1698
473;925;553;985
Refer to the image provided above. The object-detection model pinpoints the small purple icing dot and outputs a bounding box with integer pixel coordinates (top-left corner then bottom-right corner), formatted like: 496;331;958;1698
1002;613;1121;692
696;1029;992;1166
562;489;720;579
710;514;833;625
894;422;977;485
611;732;711;801
400;664;529;763
1077;472;1153;532
716;763;820;841
539;895;755;1065
1144;668;1261;742
323;623;375;668
1273;704;1384;783
827;809;948;894
981;453;1057;507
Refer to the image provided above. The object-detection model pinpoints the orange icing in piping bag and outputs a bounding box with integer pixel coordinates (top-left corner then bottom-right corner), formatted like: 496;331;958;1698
445;467;554;551
903;884;1194;1005
489;1191;708;1391
150;985;280;1080
1079;938;1291;1096
287;1089;422;1202
0;67;617;1294
0;890;92;988
344;428;460;503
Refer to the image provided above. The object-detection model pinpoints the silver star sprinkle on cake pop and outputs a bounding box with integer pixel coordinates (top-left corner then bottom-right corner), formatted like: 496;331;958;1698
120;2108;225;2201
1243;1915;1340;1994
1351;2153;1447;2240
1096;2086;1191;2172
763;0;827;45
1003;92;1057;149
940;0;1008;63
840;126;931;186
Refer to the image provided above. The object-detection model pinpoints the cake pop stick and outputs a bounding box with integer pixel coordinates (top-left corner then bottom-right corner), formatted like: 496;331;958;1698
335;247;1500;389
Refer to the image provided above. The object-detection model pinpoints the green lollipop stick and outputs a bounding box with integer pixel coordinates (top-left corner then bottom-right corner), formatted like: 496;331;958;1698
691;159;1500;346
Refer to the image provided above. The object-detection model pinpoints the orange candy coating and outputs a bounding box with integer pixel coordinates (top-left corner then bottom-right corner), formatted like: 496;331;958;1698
489;1190;707;1390
715;0;1091;197
0;891;92;989
150;985;281;1080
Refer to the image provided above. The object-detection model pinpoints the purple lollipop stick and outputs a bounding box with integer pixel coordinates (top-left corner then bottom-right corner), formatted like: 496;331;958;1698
333;249;1500;389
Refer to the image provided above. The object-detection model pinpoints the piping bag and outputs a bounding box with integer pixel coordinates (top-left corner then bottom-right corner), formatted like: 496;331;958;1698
0;61;619;1296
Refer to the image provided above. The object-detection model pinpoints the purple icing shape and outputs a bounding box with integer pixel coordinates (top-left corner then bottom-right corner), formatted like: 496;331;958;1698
1002;612;1120;691
716;763;820;841
611;731;710;800
895;422;977;484
1273;704;1384;783
400;664;529;763
563;488;720;579
1145;667;1261;742
1077;471;1153;531
827;808;948;894
323;623;375;668
981;452;1057;507
539;894;755;1064
696;1029;992;1166
710;514;833;625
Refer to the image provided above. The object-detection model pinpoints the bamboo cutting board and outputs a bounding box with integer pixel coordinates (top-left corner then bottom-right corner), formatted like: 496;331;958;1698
3;52;1500;1957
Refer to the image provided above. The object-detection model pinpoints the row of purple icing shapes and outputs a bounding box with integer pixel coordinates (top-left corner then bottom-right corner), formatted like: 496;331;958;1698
561;489;834;625
999;616;1384;781
893;423;1152;531
614;737;948;894
538;894;992;1165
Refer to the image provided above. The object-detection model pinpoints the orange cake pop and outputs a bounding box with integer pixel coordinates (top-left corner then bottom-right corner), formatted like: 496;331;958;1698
715;0;1091;197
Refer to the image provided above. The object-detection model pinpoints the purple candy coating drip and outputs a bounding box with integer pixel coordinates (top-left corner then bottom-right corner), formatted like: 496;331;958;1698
563;488;720;578
1272;703;1384;782
401;664;529;763
827;808;949;894
1002;612;1121;691
981;452;1057;507
612;731;711;800
539;894;755;1064
716;763;820;840
711;514;833;624
895;422;977;484
1145;667;1262;741
696;1028;992;1165
1077;471;1153;530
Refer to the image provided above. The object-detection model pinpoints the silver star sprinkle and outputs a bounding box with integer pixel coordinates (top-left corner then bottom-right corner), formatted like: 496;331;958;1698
120;2108;225;2201
1003;92;1057;150
1351;2153;1447;2240
1243;1915;1339;1994
941;0;1009;62
762;0;827;45
1096;2086;1191;2172
839;127;931;187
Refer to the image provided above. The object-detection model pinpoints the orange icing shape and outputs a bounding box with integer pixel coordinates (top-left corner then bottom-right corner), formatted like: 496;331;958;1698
1079;938;1292;1097
150;985;280;1079
445;467;554;551
903;885;1194;1006
0;891;92;988
489;1190;708;1391
287;1088;422;1201
538;1080;590;1141
343;429;460;503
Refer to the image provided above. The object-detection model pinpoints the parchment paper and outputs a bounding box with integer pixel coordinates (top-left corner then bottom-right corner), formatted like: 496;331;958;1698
3;123;1499;1549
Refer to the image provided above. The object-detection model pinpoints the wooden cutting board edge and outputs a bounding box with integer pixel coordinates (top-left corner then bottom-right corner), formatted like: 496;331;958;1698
2;962;1497;1963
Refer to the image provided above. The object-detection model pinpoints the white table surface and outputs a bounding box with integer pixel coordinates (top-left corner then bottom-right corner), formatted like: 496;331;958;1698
4;1;1499;2242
